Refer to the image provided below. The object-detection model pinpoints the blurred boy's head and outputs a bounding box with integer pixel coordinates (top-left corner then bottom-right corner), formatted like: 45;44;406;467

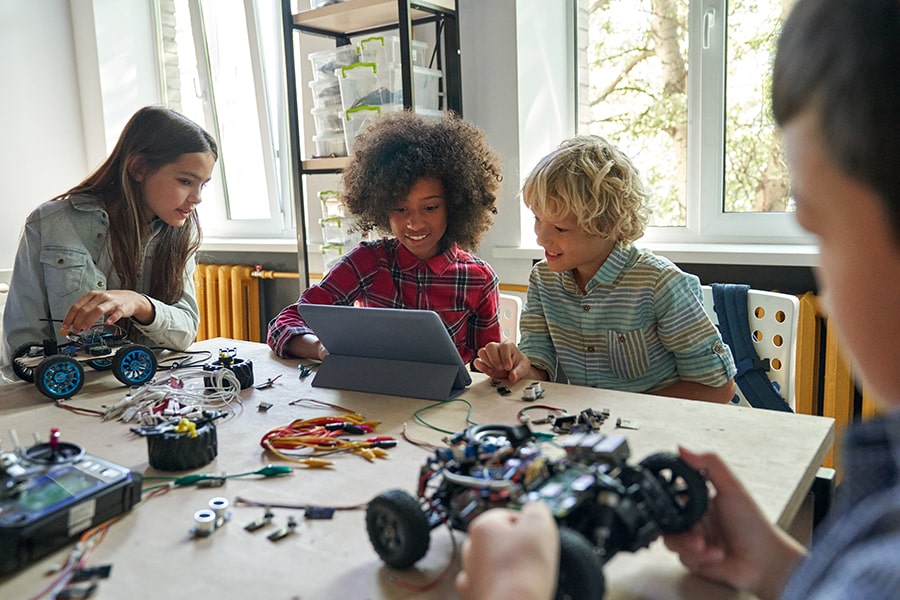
773;0;900;408
522;135;650;244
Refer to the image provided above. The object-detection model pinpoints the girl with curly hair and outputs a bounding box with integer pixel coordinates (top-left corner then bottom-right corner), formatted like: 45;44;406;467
268;110;503;363
475;135;735;402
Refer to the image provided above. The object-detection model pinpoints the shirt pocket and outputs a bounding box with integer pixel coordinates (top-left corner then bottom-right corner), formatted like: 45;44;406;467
40;247;89;298
606;328;650;380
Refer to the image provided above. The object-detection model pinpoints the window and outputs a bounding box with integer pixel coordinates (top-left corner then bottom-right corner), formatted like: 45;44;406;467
577;0;811;244
155;0;293;238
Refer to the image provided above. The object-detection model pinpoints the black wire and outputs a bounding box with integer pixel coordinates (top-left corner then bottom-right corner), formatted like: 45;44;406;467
153;348;212;370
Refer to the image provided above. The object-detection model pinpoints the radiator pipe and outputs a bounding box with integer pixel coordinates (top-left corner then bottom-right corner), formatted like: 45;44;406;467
250;268;300;279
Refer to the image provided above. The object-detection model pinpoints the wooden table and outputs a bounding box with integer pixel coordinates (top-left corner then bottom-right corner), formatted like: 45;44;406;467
0;338;834;599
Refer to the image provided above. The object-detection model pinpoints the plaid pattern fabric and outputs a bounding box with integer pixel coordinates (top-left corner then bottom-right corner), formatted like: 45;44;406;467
267;238;500;363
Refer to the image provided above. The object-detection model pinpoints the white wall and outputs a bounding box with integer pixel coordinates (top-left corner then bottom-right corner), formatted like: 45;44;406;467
0;0;159;269
0;0;85;267
459;0;574;287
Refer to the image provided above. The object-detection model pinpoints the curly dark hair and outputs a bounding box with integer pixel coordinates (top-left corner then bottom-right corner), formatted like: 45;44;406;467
340;110;502;251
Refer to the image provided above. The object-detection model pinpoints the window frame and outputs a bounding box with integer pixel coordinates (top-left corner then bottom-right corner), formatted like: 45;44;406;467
571;0;815;248
154;0;295;240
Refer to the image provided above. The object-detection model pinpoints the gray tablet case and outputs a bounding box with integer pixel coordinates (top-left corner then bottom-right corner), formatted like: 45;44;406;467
296;304;472;401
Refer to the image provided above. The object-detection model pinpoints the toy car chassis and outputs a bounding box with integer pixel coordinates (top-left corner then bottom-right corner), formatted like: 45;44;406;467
11;324;157;400
366;423;708;600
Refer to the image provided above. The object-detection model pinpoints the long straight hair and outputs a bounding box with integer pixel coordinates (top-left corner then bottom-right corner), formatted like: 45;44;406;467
55;106;218;303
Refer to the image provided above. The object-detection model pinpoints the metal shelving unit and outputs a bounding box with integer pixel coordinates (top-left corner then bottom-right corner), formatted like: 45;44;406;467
281;0;462;286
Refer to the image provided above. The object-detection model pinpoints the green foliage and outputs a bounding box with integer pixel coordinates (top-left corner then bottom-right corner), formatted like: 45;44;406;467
584;0;794;226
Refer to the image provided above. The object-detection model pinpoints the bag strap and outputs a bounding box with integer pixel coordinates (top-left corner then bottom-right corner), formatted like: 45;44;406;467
712;283;792;412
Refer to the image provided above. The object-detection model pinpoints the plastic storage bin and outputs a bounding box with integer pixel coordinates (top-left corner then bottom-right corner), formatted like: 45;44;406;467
320;244;345;273
337;62;396;112
343;105;388;155
311;105;345;135
308;45;358;81
318;190;346;219
358;35;428;68
320;216;363;245
308;77;342;108
311;131;347;158
339;63;442;113
411;66;442;111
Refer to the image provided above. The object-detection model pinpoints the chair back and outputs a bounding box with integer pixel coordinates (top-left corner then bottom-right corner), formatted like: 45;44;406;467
701;285;800;410
498;293;522;344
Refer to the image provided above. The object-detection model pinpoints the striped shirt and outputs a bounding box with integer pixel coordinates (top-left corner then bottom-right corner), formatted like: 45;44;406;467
266;238;500;363
519;243;735;392
781;410;900;599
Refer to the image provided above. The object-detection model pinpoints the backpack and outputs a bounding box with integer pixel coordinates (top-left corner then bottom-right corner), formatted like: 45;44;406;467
711;283;793;412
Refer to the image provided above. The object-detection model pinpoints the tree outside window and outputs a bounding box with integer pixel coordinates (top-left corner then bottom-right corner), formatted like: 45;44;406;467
580;0;796;232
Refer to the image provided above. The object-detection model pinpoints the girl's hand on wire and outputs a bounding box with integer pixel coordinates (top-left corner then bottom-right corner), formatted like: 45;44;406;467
62;290;155;333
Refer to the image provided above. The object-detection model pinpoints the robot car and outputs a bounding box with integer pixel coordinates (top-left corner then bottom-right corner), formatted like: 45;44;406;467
365;423;709;600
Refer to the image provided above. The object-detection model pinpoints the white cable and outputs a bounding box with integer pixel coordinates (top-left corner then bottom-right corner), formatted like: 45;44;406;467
103;367;243;423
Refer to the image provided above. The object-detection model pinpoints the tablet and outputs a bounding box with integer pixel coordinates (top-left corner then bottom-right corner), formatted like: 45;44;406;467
296;304;472;401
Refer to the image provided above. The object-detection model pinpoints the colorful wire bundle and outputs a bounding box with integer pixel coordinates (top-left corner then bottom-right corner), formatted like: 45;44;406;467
260;414;396;465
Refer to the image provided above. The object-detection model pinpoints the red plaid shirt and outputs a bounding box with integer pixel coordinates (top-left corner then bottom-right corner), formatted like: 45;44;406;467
267;238;500;363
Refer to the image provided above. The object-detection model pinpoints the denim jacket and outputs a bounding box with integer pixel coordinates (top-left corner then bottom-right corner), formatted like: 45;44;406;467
0;194;199;375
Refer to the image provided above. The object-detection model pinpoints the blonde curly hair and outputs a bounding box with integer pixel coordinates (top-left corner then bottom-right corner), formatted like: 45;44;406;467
522;135;650;243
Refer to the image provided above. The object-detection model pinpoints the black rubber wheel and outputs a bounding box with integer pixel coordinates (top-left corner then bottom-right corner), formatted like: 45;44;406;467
112;344;157;386
639;452;709;533
34;355;85;400
555;526;606;600
146;420;218;471
366;489;431;568
203;357;254;390
12;341;41;383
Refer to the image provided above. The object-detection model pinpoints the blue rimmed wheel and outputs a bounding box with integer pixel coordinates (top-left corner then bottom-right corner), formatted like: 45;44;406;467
112;344;157;386
34;355;85;400
87;357;114;371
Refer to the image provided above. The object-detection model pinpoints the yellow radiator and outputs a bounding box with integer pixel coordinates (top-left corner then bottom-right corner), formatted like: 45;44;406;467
795;292;879;473
194;264;262;342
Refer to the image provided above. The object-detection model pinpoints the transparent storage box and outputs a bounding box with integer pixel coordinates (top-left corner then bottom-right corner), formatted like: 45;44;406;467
410;66;442;111
358;35;428;68
308;77;342;108
318;189;346;218
320;244;345;273
343;105;390;155
308;45;358;81
311;105;345;135
337;62;396;112
320;216;363;245
311;131;347;158
339;62;442;113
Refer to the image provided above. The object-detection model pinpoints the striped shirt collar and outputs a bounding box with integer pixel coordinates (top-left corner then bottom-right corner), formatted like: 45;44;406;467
559;242;636;294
